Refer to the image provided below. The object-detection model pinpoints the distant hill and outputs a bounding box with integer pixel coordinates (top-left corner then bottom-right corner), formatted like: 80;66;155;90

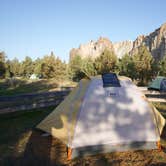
70;23;166;60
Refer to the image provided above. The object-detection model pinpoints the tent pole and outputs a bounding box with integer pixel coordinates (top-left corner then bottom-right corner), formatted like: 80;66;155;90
156;140;162;151
67;147;72;160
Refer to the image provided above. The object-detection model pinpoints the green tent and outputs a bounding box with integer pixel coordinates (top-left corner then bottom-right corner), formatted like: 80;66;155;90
148;76;166;91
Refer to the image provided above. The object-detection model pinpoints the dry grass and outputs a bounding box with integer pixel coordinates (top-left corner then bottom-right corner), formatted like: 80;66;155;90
0;78;76;96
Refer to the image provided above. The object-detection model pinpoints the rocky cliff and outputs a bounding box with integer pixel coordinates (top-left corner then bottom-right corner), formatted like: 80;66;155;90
70;23;166;60
131;23;166;60
113;41;133;58
70;37;114;60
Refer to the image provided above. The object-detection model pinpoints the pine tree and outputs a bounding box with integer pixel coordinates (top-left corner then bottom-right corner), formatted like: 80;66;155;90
159;55;166;76
20;56;34;78
0;52;6;78
133;46;153;84
118;54;136;80
95;49;117;74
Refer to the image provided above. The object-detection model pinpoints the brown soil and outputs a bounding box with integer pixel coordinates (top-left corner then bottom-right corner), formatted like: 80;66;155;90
5;126;166;166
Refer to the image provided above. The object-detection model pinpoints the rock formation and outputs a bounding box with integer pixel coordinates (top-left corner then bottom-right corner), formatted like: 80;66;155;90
113;41;133;58
70;23;166;60
131;23;166;60
70;37;114;60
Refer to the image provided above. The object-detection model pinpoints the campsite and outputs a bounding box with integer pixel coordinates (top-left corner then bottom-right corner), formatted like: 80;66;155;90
0;74;166;166
1;1;166;166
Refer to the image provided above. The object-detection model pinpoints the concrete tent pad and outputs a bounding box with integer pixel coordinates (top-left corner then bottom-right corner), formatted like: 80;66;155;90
72;78;161;148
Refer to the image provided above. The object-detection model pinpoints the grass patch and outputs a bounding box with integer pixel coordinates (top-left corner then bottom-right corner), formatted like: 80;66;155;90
0;78;59;96
0;106;54;159
0;78;76;97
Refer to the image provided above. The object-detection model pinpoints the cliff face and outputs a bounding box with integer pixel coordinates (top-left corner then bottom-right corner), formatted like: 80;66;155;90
113;41;133;58
70;37;114;60
130;35;145;56
131;23;166;60
70;23;166;60
145;23;166;60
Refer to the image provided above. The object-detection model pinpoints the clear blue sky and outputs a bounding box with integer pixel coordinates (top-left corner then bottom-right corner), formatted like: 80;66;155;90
0;0;166;62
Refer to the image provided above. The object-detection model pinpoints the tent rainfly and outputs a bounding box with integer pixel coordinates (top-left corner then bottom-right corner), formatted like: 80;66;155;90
37;73;165;159
148;76;166;92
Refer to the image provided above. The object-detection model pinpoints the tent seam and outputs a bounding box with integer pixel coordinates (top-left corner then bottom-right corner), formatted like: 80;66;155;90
71;79;92;148
67;80;83;147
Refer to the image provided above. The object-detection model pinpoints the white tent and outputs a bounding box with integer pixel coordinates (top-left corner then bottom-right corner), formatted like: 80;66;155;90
37;74;165;159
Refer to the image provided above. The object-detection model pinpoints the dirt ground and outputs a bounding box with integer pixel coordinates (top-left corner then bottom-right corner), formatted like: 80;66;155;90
2;125;166;166
0;103;165;166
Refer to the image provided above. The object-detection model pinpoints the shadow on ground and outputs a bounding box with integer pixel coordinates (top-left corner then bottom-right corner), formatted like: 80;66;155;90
1;127;165;166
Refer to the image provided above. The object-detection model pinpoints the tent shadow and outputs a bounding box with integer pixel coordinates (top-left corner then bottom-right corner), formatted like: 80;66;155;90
19;129;71;166
17;129;53;166
8;125;166;166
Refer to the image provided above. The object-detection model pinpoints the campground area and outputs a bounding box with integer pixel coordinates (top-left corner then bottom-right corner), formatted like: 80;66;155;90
0;103;166;166
1;1;166;165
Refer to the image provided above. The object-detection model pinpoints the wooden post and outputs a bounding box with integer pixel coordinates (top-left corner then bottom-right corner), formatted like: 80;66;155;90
157;140;162;151
67;147;72;160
